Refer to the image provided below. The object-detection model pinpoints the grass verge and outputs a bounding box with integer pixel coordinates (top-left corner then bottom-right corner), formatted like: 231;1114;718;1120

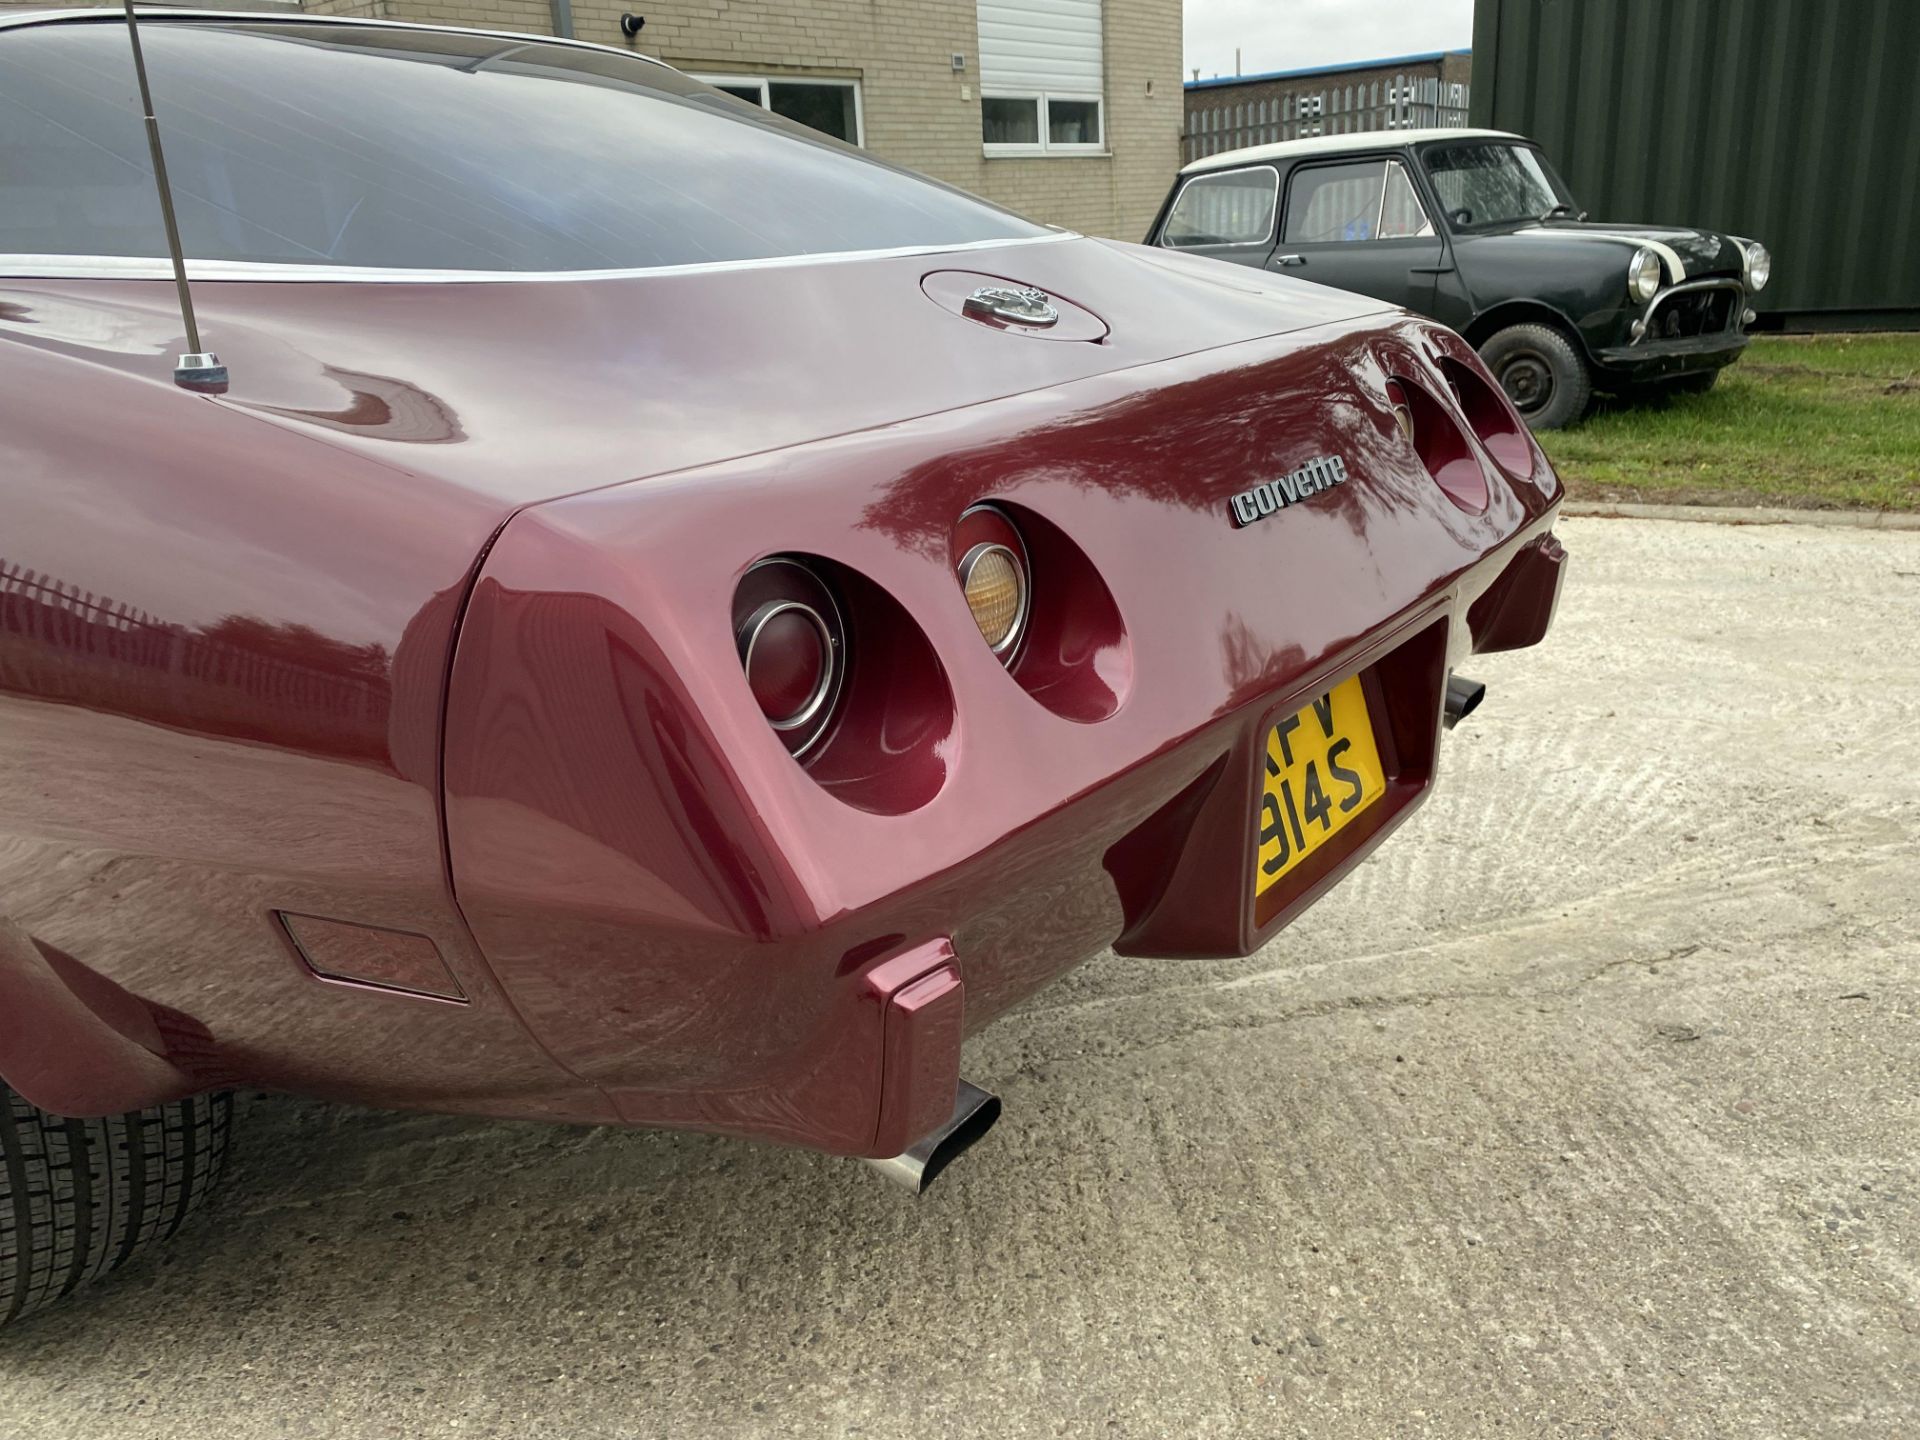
1537;333;1920;511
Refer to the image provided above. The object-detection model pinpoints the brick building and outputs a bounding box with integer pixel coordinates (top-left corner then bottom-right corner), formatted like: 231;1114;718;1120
283;0;1181;240
1184;50;1472;165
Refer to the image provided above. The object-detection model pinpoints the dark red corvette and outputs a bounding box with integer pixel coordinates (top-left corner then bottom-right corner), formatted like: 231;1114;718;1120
0;9;1565;1324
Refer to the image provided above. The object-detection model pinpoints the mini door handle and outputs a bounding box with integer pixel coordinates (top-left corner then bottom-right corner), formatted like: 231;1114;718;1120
1274;253;1306;267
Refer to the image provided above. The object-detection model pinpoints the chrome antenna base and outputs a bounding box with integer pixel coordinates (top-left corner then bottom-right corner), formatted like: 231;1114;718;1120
174;352;228;393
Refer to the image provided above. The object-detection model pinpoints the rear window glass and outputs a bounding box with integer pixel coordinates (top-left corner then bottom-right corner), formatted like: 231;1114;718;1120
1161;167;1277;249
0;20;1047;271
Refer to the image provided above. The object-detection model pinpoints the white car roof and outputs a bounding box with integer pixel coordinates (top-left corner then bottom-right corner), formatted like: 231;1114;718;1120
1180;127;1525;177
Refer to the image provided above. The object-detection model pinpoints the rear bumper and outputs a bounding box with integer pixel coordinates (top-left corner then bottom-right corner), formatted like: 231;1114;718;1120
871;520;1560;1151
1129;523;1564;958
442;316;1567;1155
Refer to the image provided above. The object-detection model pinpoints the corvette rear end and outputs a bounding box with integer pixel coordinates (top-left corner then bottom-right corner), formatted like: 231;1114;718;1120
0;9;1563;1322
441;263;1567;1168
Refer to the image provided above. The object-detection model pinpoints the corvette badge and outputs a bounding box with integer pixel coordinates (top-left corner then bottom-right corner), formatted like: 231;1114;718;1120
1230;455;1348;527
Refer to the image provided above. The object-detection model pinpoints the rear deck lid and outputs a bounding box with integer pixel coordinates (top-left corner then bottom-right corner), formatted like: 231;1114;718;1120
1;13;1395;504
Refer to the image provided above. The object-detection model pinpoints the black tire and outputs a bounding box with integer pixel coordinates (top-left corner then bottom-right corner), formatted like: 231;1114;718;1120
1478;323;1594;431
1;1086;232;1327
1669;370;1720;395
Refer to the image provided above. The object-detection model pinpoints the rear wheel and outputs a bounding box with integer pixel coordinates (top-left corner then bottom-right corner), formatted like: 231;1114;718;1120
1478;323;1593;431
1;1086;232;1328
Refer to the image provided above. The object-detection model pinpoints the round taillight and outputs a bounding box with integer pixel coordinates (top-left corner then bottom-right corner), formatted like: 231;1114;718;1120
733;558;845;758
1439;356;1534;481
953;504;1030;662
1387;387;1415;445
1387;375;1489;514
740;601;831;727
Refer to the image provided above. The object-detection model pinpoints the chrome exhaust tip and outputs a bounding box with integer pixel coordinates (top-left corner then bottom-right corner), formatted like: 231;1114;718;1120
1444;674;1486;730
860;1081;1001;1194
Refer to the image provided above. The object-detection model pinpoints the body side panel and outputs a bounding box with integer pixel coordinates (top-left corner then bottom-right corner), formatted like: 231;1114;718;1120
0;336;609;1120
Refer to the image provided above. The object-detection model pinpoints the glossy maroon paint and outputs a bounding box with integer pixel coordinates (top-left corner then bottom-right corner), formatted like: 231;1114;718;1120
0;219;1562;1154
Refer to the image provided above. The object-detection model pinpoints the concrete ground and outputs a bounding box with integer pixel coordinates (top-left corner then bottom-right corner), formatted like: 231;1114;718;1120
2;515;1916;1438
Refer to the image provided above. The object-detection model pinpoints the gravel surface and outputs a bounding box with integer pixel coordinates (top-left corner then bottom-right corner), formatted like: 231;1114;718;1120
3;515;1916;1438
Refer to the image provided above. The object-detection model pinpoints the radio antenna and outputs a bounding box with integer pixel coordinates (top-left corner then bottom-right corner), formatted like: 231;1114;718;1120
120;1;227;392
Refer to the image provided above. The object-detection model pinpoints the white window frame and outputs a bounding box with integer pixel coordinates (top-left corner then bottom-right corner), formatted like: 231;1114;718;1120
1158;164;1281;250
981;90;1107;157
693;73;865;148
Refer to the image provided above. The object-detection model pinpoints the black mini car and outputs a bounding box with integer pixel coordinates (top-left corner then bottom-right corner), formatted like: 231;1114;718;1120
1146;128;1771;429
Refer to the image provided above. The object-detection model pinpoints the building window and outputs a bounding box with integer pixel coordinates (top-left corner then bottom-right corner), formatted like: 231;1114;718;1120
978;0;1107;155
695;74;864;146
983;95;1041;144
1048;97;1102;145
981;92;1104;153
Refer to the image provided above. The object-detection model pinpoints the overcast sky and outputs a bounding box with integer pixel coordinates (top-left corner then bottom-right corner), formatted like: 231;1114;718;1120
1184;0;1475;81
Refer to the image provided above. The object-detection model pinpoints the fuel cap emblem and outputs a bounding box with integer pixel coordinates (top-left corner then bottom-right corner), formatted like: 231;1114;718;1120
961;285;1060;329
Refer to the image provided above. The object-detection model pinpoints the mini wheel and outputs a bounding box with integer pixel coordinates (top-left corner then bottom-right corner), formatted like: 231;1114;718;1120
1478;322;1593;431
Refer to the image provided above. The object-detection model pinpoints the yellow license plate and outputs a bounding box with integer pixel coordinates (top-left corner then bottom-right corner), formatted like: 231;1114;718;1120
1255;674;1387;895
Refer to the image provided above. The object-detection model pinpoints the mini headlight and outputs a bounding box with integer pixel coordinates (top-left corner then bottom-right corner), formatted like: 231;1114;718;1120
1744;241;1771;292
1628;247;1662;304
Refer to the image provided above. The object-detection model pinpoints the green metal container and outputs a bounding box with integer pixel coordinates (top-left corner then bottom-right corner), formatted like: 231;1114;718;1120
1470;0;1920;325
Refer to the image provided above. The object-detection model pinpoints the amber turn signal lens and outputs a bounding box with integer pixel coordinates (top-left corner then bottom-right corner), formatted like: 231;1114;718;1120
962;546;1022;649
952;503;1031;663
1386;380;1415;444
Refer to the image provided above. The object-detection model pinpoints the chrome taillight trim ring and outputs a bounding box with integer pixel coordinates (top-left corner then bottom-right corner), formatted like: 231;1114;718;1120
737;559;847;759
739;599;836;733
